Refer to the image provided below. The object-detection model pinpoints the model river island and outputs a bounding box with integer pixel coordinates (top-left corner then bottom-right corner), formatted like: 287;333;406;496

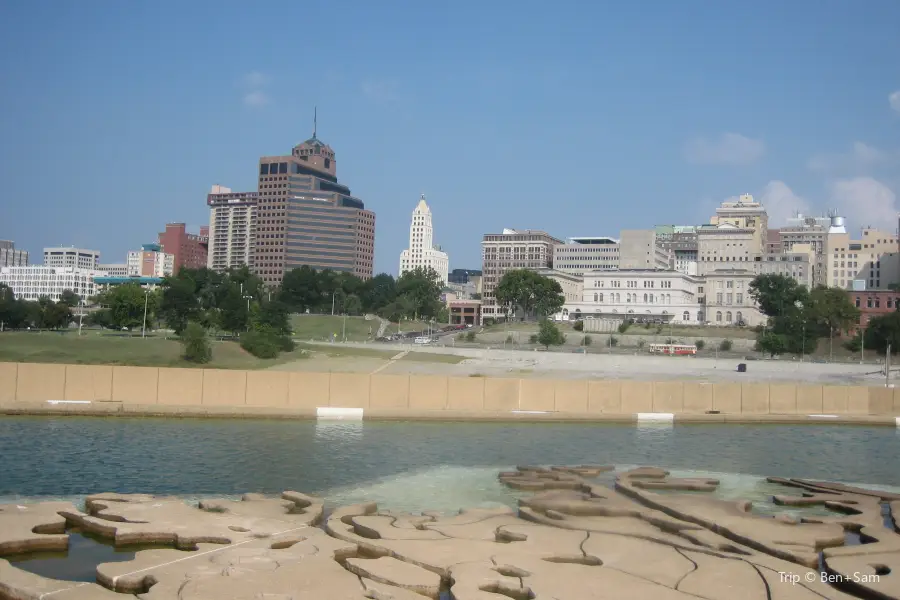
0;465;897;599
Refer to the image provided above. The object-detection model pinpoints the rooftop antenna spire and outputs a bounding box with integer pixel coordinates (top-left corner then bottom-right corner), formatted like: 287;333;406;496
313;106;317;138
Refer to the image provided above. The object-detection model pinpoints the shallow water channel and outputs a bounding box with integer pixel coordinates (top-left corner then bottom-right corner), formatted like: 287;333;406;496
2;416;899;587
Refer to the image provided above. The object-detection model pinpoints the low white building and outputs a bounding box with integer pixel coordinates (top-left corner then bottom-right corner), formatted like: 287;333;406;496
43;247;100;270
558;268;767;328
399;194;449;284
0;266;103;302
98;263;127;278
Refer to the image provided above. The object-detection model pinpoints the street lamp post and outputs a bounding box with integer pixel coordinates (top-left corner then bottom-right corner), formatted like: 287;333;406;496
78;299;85;336
794;300;804;361
342;312;347;342
141;290;150;339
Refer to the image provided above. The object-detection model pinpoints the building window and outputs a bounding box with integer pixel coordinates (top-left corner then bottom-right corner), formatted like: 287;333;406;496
736;311;743;324
682;311;689;321
726;311;733;323
697;311;704;322
716;311;722;322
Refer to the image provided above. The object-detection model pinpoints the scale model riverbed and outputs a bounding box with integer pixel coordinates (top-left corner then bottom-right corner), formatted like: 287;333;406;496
0;466;897;599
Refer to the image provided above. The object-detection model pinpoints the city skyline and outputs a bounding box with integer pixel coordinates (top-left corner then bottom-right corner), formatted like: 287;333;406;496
2;1;900;275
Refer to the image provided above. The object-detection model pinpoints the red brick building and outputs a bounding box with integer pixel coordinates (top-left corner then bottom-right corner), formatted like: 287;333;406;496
158;223;209;274
849;289;900;333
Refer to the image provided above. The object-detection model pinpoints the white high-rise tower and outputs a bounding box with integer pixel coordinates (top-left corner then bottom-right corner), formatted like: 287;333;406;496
399;194;449;284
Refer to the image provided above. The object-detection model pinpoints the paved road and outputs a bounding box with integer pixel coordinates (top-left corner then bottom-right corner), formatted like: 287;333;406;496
274;341;892;385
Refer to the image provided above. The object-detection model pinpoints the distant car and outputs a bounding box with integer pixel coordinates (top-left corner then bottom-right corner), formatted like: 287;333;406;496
414;336;433;345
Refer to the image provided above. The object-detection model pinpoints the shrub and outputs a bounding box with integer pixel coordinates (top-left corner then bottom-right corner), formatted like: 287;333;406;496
655;325;663;334
617;322;630;334
609;336;619;347
573;320;584;331
506;334;514;344
583;335;592;346
719;339;733;352
240;330;280;359
637;339;645;349
529;334;538;344
537;319;566;349
464;331;476;342
181;322;211;364
665;337;675;344
843;333;862;352
695;339;705;351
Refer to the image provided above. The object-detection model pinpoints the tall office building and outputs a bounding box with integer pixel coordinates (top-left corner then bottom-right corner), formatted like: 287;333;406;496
43;247;100;270
158;223;209;274
399;194;449;284
0;240;28;267
207;185;258;272
254;119;375;287
480;228;562;322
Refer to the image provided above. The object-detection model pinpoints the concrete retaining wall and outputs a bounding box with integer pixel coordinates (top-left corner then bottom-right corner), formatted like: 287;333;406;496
2;362;900;421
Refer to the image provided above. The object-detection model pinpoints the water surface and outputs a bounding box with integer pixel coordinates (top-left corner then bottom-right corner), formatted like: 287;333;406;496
1;417;898;512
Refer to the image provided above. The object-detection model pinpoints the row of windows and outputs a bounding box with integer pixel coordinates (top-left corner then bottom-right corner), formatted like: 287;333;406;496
591;293;676;304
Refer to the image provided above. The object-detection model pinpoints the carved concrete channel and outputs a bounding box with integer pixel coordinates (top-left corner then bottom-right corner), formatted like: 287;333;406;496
0;470;898;599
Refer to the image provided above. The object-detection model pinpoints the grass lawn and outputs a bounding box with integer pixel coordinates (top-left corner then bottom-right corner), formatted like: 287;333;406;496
0;330;307;369
293;342;465;364
290;315;432;341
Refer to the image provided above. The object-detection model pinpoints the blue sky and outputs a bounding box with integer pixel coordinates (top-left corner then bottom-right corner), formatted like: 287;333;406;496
2;1;900;275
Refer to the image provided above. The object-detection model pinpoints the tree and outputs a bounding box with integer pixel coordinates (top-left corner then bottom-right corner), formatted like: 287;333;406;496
44;301;72;330
279;265;322;313
254;300;292;336
495;270;564;321
0;284;28;329
102;283;154;330
396;267;443;320
807;285;860;339
536;319;566;349
59;289;80;308
343;294;363;316
863;311;900;354
748;274;808;318
755;331;787;357
181;322;211;363
160;277;201;334
362;273;397;313
218;285;249;335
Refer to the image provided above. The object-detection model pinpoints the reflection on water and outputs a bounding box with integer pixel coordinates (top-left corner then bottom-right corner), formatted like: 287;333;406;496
1;417;899;513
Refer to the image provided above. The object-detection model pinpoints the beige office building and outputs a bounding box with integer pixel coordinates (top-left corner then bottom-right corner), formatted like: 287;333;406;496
618;229;668;269
207;185;258;272
709;194;768;253
480;229;562;322
552;237;619;275
825;218;900;290
0;241;28;267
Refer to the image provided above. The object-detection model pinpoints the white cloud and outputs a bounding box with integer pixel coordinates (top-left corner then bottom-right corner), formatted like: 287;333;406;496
241;71;270;88
890;90;900;113
830;177;898;231
243;91;269;107
807;141;889;173
239;72;271;107
361;79;401;103
683;133;765;166
757;180;812;227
